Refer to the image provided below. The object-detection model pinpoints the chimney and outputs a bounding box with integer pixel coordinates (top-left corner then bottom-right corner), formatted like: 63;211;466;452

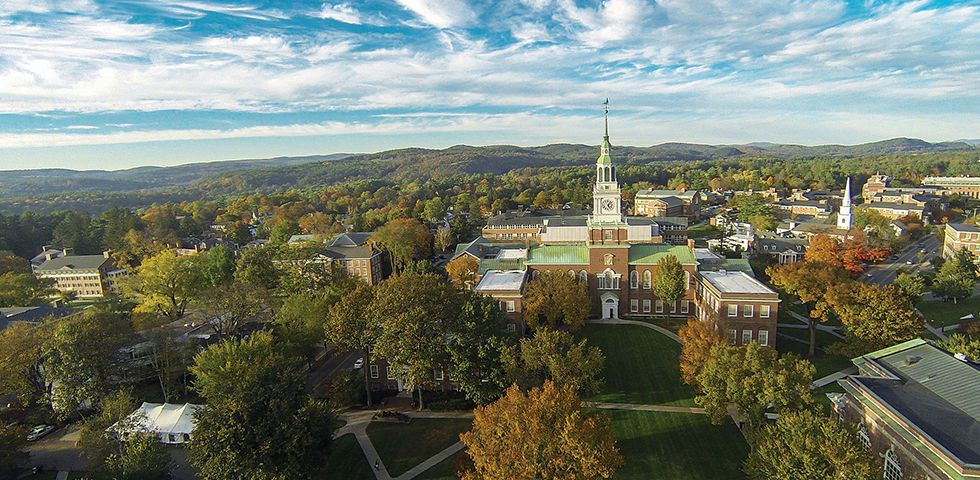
45;253;53;261
103;250;111;259
687;239;695;251
63;247;73;256
905;355;922;366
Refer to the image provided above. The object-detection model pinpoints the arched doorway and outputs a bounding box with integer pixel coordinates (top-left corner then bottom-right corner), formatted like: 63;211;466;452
600;292;619;319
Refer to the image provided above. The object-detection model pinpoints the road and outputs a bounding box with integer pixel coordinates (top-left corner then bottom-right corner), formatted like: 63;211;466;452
863;235;940;286
307;349;362;394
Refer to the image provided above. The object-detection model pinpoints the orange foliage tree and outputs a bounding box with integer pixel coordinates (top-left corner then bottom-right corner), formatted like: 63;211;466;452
678;318;726;388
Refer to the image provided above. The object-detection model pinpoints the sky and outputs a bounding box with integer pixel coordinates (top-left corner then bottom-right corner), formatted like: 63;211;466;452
0;0;978;170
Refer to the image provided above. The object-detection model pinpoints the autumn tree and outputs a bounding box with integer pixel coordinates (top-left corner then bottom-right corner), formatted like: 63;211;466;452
105;431;174;480
651;255;686;313
745;410;881;480
434;225;456;252
121;250;202;322
77;389;139;471
0;272;55;307
894;272;926;302
325;284;379;406
371;273;459;410
197;281;272;339
189;332;334;480
678;318;726;388
370;217;433;273
826;282;923;355
804;234;843;268
504;328;604;396
446;254;480;288
696;343;814;440
146;330;194;403
0;321;48;406
460;381;622;480
0;423;29;478
523;270;590;331
767;260;848;356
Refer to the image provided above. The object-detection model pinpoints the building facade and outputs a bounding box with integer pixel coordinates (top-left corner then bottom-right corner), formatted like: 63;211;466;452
694;270;779;348
832;339;980;480
943;223;980;262
634;189;702;220
923;176;980;199
35;252;125;298
287;232;387;285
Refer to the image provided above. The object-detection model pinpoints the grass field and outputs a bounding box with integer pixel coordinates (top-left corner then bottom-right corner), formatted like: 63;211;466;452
605;409;748;480
367;418;472;477
581;324;695;406
324;434;374;480
917;296;980;328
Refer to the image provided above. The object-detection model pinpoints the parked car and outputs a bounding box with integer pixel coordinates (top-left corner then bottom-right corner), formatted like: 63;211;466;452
353;357;364;370
906;260;914;265
27;424;55;441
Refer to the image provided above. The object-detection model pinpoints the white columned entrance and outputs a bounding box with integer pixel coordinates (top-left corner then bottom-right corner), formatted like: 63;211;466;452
600;292;619;319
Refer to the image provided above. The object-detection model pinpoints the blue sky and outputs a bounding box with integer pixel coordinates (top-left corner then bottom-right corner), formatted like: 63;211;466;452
0;0;978;170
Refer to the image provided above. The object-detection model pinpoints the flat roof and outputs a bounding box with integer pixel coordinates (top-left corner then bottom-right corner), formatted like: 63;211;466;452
700;270;776;294
496;248;527;260
475;270;527;292
948;223;980;233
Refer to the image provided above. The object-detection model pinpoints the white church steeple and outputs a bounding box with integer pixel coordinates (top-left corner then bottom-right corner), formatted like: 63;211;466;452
837;177;853;231
590;99;624;224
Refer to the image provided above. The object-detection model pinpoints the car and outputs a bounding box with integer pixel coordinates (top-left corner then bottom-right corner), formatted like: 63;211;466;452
353;357;364;370
906;260;914;265
865;273;873;278
27;424;55;442
920;249;927;254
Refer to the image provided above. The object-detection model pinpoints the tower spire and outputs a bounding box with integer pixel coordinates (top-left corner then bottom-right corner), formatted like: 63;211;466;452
603;98;609;140
596;99;612;166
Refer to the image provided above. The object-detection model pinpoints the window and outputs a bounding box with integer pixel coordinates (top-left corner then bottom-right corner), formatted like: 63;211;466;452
604;230;613;240
760;305;771;318
642;270;652;289
434;369;444;381
579;270;588;283
532;270;540;280
884;449;902;480
742;330;753;344
598;269;619;289
681;300;689;314
642;299;651;313
727;304;738;317
728;329;737;343
684;270;690;290
857;424;871;450
655;299;664;313
630;299;639;313
506;323;516;332
505;300;515;312
743;304;754;317
758;330;769;346
670;301;677;313
370;365;379;379
630;271;638;289
386;366;393;379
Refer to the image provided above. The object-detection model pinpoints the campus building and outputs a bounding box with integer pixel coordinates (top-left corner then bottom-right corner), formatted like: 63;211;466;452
634;189;702;220
35;252;126;298
694;270;779;347
923;176;980;199
287;232;387;285
832;339;980;480
943;223;980;262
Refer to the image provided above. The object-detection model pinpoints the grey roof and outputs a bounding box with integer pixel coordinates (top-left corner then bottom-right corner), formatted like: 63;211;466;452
866;202;925;211
700;270;777;295
947;223;980;233
636;189;699;199
475;270;527;292
848;340;980;466
321;245;377;260
30;248;64;266
644;196;685;207
486;209;590;228
329;232;373;247
648;216;689;227
0;305;76;330
36;255;110;272
774;200;826;208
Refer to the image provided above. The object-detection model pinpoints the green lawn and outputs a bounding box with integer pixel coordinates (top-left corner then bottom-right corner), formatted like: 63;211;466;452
917;296;980;328
775;331;851;379
416;450;463;480
324;434;374;480
605;409;748;480
367;418;472;477
582;324;695;406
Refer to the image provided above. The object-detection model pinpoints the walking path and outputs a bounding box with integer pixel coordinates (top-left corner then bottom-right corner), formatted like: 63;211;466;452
785;311;845;339
588;318;682;344
583;401;706;414
55;472;68;480
395;442;465;480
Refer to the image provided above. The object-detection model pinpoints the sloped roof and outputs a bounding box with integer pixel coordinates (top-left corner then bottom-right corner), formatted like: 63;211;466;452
36;255;109;272
113;402;202;437
524;245;590;265
636;189;699;199
645;196;685;207
627;244;696;265
329;232;372;247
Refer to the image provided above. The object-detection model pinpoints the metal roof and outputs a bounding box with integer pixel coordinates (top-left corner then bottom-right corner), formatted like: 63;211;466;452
627;244;696;265
524;245;590;265
36;254;110;272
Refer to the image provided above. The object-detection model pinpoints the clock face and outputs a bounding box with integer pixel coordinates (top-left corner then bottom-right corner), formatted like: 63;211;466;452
601;198;615;211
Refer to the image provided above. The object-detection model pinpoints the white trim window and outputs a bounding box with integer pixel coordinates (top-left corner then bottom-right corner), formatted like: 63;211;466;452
630;271;638;289
758;330;769;346
643;299;651;313
505;300;516;312
884;449;902;480
370;365;379;379
760;305;771;318
727;304;738;317
728;329;737;343
742;330;752;345
670;301;677;314
743;304;754;317
857;424;871;450
642;271;652;290
630;299;639;313
681;300;689;314
655;299;664;313
684;270;690;290
434;369;444;381
506;323;516;332
386;365;393;379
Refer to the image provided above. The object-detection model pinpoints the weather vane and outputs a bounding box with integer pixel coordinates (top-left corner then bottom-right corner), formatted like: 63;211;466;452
603;98;609;114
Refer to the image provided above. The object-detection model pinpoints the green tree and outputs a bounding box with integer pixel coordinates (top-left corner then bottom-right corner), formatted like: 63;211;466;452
0;422;29;478
268;218;300;244
939;333;980;361
0;250;29;274
44;311;132;418
371;273;458;410
101;207;143;252
745;410;881;480
370;218;433;273
197;281;271;339
826;283;923;354
894;272;926;302
234;244;281;290
445;290;513;405
0;321;48;406
523;270;590;331
189;332;334;480
505;328;604;397
147;330;194;403
53;210;101;254
199;244;236;288
651;255;686;313
696;343;815;441
0;272;55;307
121;250;202;322
325;285;379;406
105;431;174;480
225;221;253;245
933;248;977;303
274;292;332;365
77;389;139;471
423;197;447;224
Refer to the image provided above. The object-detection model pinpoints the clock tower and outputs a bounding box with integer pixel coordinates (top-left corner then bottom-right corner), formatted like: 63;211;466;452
590;100;624;224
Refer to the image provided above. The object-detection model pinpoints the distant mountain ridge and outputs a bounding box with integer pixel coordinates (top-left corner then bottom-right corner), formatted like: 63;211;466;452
0;137;973;202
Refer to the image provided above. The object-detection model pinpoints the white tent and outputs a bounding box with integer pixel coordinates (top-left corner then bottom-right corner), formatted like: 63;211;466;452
111;402;202;444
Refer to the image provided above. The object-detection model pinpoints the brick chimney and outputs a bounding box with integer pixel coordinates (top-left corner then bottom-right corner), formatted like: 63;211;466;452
103;250;111;259
687;239;696;251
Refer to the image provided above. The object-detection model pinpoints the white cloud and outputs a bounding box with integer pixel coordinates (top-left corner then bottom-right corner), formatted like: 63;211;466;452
394;0;477;29
318;3;364;24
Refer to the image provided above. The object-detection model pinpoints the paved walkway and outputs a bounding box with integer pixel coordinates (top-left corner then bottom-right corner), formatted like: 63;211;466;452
55;472;68;480
395;442;465;480
583;401;706;414
785;311;845;339
588;318;682;344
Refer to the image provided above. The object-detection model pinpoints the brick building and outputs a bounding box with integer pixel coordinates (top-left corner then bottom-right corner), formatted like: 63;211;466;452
943;223;980;263
694;270;779;348
287;232;387;285
634;189;702;220
832;339;980;480
35;252;126;298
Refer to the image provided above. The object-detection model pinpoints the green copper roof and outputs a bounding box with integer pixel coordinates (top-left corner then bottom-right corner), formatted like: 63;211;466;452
628;245;697;265
524;245;590;265
596;136;612;166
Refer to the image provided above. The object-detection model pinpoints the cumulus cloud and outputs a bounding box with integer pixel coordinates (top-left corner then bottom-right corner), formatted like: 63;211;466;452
394;0;478;28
